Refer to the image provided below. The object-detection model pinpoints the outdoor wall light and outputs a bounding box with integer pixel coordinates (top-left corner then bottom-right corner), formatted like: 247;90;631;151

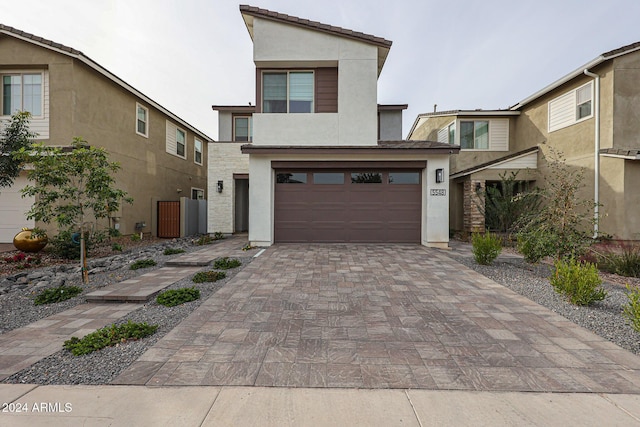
217;180;224;193
435;168;445;183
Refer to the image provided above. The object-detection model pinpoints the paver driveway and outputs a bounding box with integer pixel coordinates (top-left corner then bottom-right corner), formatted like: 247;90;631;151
115;244;640;392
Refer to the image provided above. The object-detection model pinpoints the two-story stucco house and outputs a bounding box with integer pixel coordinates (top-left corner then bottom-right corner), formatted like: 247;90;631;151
408;41;640;241
0;24;212;242
208;5;459;247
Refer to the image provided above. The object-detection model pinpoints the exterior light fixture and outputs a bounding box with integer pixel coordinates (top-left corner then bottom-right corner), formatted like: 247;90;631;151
435;168;445;183
217;180;224;193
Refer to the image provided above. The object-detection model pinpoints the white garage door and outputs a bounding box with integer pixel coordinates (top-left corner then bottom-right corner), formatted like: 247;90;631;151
0;173;34;243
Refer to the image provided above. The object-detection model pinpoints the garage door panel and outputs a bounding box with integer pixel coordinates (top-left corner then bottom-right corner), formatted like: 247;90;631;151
275;169;421;243
0;174;35;243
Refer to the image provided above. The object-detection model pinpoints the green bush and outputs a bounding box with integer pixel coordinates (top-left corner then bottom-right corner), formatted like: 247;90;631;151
550;258;607;306
50;230;93;260
163;248;185;255
130;259;157;270
623;285;640;333
34;285;83;305
195;235;214;246
157;287;200;307
516;230;558;263
471;232;502;265
63;320;158;356
597;244;640;278
213;257;241;270
112;243;123;252
130;233;141;242
192;270;226;283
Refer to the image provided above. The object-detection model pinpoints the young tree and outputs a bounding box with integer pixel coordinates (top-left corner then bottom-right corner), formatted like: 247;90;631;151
0;111;36;189
517;147;598;262
14;138;133;283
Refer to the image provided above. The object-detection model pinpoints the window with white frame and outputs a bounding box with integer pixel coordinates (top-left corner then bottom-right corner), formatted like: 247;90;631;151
263;71;314;113
460;121;489;149
194;138;202;165
176;128;186;157
234;116;252;141
191;188;204;200
549;81;593;132
136;103;148;137
448;122;456;144
2;73;42;116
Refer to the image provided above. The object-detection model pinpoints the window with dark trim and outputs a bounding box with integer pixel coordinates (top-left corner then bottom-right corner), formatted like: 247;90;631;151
233;116;252;141
351;172;382;183
313;172;344;184
263;71;314;113
389;172;420;184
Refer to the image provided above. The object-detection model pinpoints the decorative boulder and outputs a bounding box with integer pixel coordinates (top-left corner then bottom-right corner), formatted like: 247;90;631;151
13;228;48;253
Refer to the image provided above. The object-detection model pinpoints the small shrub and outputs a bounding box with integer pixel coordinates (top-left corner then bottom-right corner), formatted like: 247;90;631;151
192;270;226;283
63;320;158;356
108;227;122;237
550;258;607;306
50;230;93;260
242;243;255;251
471;232;502;265
597;244;640;278
195;235;214;246
163;248;185;255
112;243;123;252
516;230;557;263
3;252;41;270
213;231;225;240
213;257;242;270
623;285;640;333
130;233;142;242
34;285;83;305
157;287;200;307
130;259;157;270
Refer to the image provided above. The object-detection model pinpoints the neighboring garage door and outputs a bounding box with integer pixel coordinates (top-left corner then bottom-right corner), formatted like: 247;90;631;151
274;170;421;243
0;173;35;243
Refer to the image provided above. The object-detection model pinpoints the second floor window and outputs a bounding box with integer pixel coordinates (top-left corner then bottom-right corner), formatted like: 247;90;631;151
176;128;186;157
234;116;252;141
460;121;489;149
194;139;202;165
263;71;313;113
2;73;42;116
136;104;148;137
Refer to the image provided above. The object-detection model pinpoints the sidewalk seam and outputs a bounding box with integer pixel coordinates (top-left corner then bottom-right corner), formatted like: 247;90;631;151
404;390;424;427
600;393;640;423
199;387;223;426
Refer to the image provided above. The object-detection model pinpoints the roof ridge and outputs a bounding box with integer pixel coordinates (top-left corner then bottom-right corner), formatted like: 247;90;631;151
239;4;392;48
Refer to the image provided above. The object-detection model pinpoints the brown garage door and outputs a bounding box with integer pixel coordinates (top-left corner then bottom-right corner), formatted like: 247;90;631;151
274;170;421;243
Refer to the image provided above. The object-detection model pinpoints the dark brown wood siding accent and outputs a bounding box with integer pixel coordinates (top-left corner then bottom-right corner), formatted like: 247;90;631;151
315;67;338;113
272;161;427;169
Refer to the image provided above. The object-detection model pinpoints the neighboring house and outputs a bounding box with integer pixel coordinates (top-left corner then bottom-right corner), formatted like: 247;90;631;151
408;41;640;240
0;24;211;243
208;5;458;247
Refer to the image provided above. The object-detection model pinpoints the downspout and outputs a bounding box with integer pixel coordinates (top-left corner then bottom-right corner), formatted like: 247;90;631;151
584;69;600;238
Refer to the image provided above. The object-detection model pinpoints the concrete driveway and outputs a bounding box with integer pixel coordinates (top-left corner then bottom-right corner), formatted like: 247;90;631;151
115;244;640;392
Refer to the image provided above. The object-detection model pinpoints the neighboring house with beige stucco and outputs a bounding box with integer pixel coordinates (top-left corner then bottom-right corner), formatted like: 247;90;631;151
208;5;459;247
0;24;211;243
408;41;640;241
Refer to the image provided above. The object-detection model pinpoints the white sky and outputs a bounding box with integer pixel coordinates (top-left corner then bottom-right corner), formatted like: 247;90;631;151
2;0;639;140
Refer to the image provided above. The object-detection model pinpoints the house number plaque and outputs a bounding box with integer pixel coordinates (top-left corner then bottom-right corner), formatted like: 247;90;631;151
430;189;446;196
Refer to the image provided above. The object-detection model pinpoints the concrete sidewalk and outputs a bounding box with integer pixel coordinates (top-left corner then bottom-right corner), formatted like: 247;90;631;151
1;384;639;426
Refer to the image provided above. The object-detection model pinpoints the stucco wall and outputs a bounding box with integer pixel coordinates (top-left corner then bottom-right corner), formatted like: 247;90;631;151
378;110;403;140
0;36;208;237
251;18;378;147
613;51;640;150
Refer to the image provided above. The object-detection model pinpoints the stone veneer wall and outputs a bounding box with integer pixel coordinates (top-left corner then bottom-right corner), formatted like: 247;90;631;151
463;179;485;233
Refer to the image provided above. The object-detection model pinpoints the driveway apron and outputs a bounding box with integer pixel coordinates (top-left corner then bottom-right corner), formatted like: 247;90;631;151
114;244;640;392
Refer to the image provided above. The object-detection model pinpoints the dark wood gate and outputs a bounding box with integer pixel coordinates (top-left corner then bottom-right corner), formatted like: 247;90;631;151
157;201;180;238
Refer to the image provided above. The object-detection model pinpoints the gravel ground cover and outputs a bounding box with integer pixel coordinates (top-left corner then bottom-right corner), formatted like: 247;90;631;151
2;240;252;385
